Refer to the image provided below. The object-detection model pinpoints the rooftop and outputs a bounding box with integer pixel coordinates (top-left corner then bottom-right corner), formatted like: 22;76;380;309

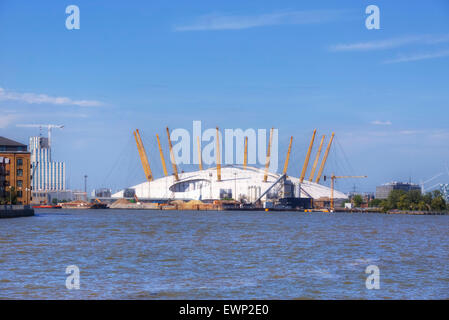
0;136;28;153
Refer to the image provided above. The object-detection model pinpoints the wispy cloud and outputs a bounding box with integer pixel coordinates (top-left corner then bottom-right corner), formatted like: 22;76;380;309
399;130;424;135
0;114;19;129
371;120;392;126
330;34;449;52
174;10;348;31
0;87;104;107
382;49;449;64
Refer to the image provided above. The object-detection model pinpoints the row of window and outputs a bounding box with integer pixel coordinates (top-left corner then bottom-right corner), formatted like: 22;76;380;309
2;158;24;166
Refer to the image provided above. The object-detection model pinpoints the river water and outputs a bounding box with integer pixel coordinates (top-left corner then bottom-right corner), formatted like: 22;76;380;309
0;209;448;299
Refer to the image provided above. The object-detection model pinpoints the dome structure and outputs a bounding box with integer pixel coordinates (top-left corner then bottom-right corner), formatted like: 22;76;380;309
112;165;347;202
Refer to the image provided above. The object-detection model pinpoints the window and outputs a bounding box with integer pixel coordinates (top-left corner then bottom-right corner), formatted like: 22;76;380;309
17;180;23;187
17;169;23;177
17;191;23;198
17;158;23;166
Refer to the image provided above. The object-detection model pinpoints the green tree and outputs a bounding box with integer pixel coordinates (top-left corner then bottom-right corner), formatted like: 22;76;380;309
385;189;406;210
352;194;363;207
369;198;382;207
417;201;427;211
397;194;411;210
431;196;446;211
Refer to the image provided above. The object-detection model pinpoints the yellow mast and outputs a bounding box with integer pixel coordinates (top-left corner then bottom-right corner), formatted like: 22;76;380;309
243;136;248;170
166;127;179;181
156;134;168;177
299;129;316;183
216;127;221;181
197;136;203;171
309;135;325;182
282;136;293;175
315;132;334;183
263;127;274;182
134;129;153;182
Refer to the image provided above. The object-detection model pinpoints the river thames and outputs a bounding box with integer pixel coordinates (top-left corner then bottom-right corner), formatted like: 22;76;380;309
0;209;448;299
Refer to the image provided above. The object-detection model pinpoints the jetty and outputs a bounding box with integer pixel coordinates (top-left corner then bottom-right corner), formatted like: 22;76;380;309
0;205;34;218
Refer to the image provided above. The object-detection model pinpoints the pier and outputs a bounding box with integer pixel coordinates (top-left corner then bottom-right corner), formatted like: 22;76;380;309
0;205;34;219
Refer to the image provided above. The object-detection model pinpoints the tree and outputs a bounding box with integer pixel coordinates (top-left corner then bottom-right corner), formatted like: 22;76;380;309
397;194;411;210
352;194;363;207
431;196;446;211
369;198;382;207
417;201;427;211
384;189;406;210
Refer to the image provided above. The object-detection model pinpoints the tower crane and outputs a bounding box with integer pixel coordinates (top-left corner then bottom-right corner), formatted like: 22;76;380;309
326;174;367;212
16;124;64;148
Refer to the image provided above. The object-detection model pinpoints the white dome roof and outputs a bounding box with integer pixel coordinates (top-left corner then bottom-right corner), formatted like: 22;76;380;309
112;165;347;201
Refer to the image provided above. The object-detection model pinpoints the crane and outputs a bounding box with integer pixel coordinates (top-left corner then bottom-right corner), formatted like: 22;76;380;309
16;124;64;148
326;174;367;212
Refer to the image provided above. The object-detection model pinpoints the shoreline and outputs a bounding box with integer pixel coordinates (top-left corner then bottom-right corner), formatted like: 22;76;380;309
0;205;35;219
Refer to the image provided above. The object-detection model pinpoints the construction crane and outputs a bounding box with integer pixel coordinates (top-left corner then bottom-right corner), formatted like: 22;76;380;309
300;129;316;183
16;124;64;148
327;174;367;212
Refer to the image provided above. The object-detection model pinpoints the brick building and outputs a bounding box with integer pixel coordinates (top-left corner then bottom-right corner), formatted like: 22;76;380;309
0;137;32;205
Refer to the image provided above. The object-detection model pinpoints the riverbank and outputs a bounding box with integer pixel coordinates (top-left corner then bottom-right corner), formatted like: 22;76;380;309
386;209;447;215
0;205;34;218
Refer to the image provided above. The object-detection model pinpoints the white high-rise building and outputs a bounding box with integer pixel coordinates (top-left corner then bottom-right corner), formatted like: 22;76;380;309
30;136;66;191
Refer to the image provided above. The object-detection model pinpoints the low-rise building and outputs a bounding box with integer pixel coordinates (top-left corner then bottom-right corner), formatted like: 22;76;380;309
0;137;32;205
375;182;421;199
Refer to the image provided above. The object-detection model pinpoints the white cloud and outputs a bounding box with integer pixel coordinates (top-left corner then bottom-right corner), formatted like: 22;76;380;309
330;34;449;52
0;87;104;107
371;120;392;126
382;49;449;64
399;130;423;135
0;114;19;128
174;10;347;31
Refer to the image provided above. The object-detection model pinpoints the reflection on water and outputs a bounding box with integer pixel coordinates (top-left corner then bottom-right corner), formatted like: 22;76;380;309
0;210;448;299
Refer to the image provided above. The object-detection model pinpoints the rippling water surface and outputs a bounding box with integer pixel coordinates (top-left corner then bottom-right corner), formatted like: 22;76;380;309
0;209;448;299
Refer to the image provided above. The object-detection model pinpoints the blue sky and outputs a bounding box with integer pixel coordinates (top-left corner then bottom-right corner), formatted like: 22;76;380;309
1;0;449;193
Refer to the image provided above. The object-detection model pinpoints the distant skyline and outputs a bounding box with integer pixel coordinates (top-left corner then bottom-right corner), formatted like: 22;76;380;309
1;0;449;193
